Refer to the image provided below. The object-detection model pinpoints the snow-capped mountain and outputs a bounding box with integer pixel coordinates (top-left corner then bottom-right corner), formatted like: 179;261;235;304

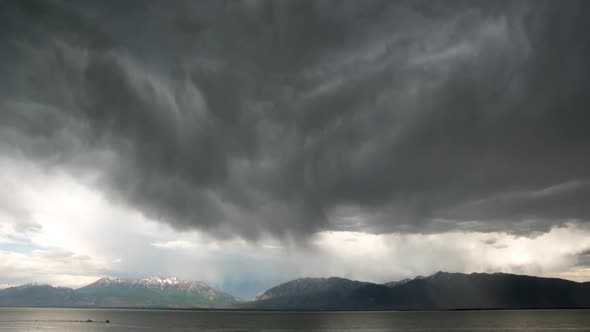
0;277;240;308
77;276;240;307
90;276;211;291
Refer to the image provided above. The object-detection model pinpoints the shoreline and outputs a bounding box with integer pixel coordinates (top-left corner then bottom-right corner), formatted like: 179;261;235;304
1;306;590;313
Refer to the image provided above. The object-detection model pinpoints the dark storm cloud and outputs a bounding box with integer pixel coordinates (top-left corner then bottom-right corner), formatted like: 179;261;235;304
1;0;590;238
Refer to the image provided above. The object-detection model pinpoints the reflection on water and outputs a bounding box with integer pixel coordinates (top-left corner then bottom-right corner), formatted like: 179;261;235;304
0;308;589;331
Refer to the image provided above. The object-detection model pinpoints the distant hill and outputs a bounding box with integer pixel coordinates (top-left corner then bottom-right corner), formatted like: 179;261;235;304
248;272;590;310
0;283;82;307
349;272;590;310
0;277;241;308
251;277;369;309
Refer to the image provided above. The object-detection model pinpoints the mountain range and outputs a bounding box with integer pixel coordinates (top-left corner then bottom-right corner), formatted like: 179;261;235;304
1;272;589;309
251;272;590;310
0;277;240;308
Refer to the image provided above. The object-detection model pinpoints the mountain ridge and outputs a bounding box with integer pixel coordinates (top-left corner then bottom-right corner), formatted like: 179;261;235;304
77;276;241;307
251;277;370;309
0;276;240;308
1;272;589;309
347;271;590;310
248;272;590;310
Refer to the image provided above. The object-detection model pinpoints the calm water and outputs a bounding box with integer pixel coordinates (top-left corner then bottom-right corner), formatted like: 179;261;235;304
0;308;589;332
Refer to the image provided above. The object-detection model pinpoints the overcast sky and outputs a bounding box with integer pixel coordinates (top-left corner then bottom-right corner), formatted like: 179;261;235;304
1;0;590;299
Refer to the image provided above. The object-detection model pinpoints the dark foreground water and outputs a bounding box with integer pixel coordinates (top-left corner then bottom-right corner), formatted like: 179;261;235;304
0;308;589;332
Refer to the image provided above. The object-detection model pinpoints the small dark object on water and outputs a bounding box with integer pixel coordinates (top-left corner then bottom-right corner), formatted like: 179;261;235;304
105;319;110;323
86;319;93;322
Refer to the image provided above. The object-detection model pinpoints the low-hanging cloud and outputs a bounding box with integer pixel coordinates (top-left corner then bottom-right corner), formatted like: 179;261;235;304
1;0;590;239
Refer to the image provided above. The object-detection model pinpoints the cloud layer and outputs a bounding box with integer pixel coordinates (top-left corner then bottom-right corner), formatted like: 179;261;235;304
2;0;590;241
0;156;589;297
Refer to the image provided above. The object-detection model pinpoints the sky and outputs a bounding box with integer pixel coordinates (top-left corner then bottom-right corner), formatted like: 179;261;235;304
1;0;590;299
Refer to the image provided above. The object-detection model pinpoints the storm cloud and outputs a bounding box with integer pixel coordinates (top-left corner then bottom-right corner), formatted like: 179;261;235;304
1;0;590;239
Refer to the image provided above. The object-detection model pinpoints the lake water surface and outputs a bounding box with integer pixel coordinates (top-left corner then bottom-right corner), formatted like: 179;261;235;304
0;308;589;331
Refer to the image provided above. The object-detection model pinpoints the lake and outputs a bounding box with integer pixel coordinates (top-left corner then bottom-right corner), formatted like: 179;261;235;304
0;308;589;331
